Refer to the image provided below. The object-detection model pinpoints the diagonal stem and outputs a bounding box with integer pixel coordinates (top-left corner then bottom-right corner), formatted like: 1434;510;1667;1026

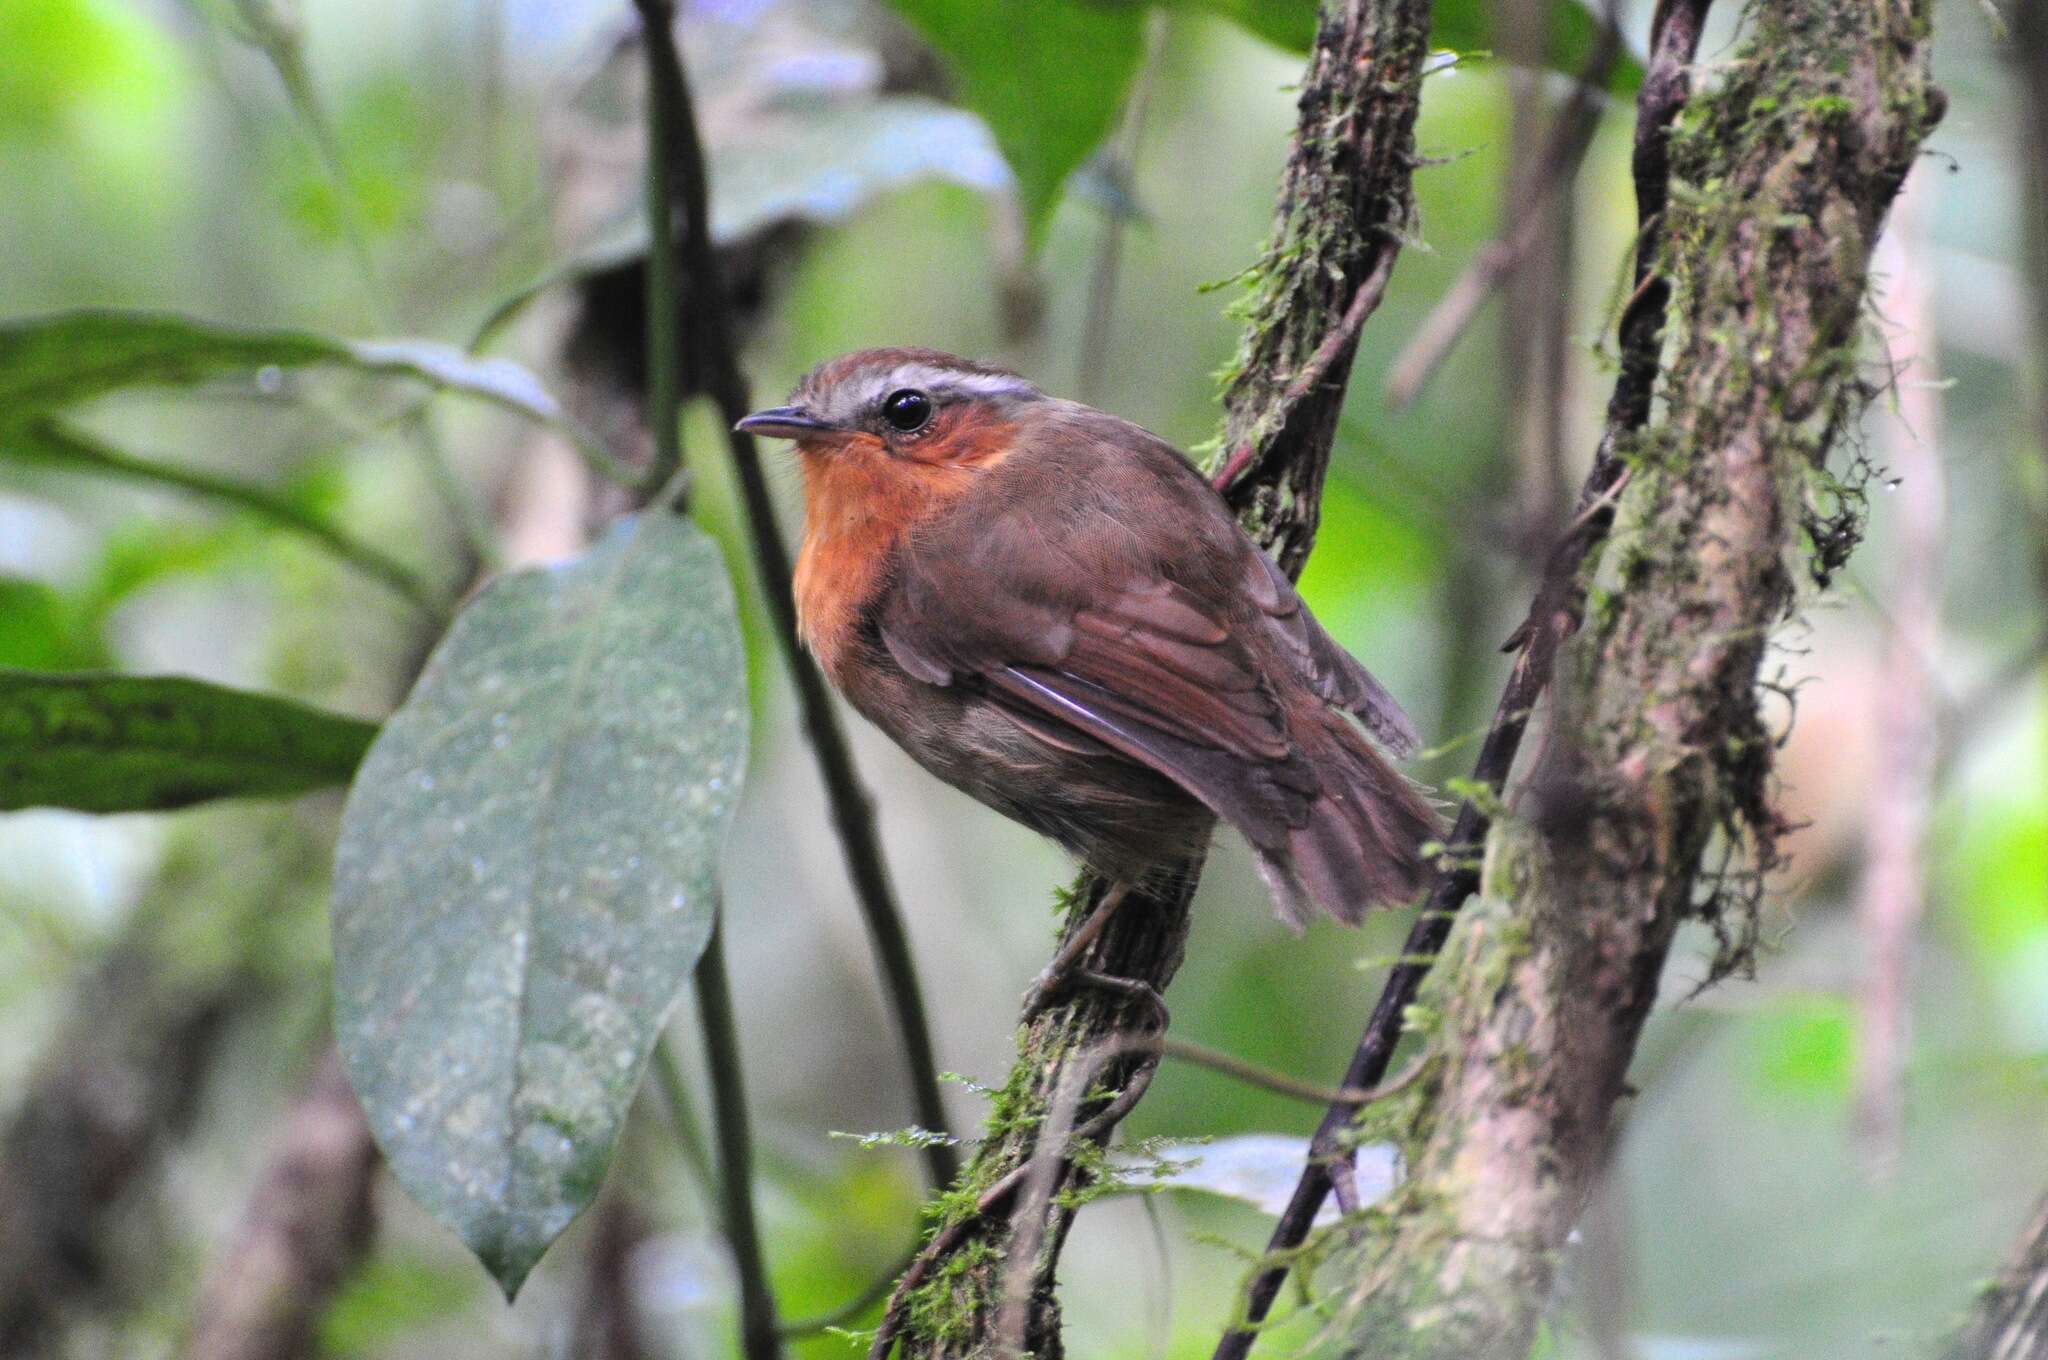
629;0;959;1194
694;917;782;1360
1209;1;1715;1352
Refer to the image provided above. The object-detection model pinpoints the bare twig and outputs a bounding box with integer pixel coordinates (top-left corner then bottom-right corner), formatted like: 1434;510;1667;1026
569;1200;656;1360
631;0;958;1196
1853;173;1944;1175
184;1054;378;1360
1316;1;1940;1350
1077;14;1169;407
1155;1037;1385;1107
2016;0;2048;604
1211;3;1715;1352
1384;6;1623;411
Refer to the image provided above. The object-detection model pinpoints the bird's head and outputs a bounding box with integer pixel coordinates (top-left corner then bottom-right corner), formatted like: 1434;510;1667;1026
736;347;1043;470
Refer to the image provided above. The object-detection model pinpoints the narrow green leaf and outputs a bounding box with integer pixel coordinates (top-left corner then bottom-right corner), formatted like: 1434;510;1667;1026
0;670;378;812
884;0;1145;244
331;512;749;1297
0;308;335;412
0;309;638;487
2;419;440;615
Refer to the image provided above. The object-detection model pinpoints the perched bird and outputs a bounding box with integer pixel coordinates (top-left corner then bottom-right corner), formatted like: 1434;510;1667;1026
738;348;1436;930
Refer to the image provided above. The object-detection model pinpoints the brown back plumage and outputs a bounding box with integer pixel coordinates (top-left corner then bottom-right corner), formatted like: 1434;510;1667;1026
771;348;1437;926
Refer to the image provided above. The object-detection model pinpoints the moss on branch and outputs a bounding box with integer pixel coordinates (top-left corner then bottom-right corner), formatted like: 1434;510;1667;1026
1310;3;1943;1356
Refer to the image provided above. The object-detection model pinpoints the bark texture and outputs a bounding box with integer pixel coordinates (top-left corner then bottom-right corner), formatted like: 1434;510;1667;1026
1320;3;1942;1355
878;0;1433;1354
1948;1194;2048;1360
2017;0;2048;598
185;1055;378;1360
0;942;233;1351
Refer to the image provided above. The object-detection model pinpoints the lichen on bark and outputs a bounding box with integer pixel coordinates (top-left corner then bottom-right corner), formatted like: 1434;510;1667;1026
1310;2;1944;1356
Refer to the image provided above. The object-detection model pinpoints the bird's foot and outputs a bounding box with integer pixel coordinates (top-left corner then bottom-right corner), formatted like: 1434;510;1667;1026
1021;967;1168;1029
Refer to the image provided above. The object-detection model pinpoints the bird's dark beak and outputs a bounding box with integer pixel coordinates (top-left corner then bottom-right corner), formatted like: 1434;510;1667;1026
734;405;835;440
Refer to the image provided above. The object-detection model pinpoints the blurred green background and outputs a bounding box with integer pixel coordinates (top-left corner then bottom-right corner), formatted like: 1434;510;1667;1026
0;1;2042;1357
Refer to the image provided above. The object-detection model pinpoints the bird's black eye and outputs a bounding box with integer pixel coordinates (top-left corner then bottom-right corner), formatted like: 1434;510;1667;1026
881;388;934;433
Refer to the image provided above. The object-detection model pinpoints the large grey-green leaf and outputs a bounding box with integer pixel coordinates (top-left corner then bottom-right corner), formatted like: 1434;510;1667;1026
0;669;378;811
330;512;747;1296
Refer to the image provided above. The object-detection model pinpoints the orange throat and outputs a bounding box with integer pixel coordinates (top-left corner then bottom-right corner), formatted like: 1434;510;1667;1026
793;449;959;679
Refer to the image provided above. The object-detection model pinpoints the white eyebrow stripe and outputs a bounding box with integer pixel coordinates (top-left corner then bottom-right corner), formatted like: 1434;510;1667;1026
856;365;1040;408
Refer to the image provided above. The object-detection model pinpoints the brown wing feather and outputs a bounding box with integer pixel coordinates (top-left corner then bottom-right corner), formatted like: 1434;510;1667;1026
875;401;1433;922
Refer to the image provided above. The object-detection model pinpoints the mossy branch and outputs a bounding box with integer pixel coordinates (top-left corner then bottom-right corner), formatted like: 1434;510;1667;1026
1316;3;1943;1355
1945;1192;2048;1360
873;1;1435;1355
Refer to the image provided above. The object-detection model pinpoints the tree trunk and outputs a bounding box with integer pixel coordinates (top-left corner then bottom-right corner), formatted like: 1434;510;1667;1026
1321;3;1943;1355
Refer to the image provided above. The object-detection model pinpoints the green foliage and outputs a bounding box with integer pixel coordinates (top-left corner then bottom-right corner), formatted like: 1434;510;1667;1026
0;578;107;671
330;512;749;1297
1430;0;1644;91
316;1252;478;1357
1743;995;1853;1102
0;308;631;602
1166;0;1643;85
883;0;1147;244
5;419;437;614
1152;0;1317;51
882;0;1640;249
0;309;591;443
0;669;377;811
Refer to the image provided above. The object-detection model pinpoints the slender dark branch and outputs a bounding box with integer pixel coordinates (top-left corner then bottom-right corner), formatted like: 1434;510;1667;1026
1211;3;1714;1351
635;0;685;499
1385;6;1624;410
650;1037;717;1193
631;0;959;1193
694;919;782;1360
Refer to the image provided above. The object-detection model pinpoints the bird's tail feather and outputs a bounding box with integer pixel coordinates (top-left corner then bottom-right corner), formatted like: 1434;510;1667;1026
1257;710;1438;930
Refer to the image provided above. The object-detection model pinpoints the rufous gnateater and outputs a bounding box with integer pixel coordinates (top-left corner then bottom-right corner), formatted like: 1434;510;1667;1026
738;348;1435;929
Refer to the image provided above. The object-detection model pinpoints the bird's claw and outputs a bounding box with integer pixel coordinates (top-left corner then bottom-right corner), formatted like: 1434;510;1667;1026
1020;967;1167;1028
